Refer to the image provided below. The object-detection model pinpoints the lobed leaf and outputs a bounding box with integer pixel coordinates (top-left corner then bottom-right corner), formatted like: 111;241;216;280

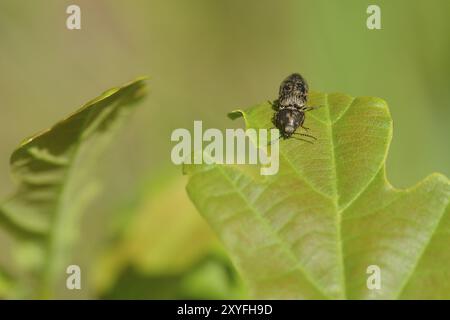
184;92;450;299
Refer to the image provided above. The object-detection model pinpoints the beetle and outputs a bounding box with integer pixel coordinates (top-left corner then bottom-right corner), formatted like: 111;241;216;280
272;73;320;142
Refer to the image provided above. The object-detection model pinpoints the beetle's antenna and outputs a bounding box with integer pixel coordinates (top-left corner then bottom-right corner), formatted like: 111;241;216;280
292;132;317;140
291;136;314;144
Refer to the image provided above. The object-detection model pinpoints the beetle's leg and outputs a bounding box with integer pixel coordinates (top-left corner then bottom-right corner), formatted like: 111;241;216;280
269;99;280;111
271;113;277;127
298;111;309;131
299;116;310;131
304;105;323;112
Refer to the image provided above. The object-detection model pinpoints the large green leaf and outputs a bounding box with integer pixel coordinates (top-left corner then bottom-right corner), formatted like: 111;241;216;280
184;92;450;299
0;77;147;297
93;176;222;293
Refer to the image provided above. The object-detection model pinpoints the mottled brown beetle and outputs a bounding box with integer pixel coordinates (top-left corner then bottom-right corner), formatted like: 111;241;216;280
271;73;320;143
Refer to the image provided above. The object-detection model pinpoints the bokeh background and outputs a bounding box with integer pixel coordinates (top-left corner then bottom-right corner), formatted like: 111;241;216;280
0;0;448;298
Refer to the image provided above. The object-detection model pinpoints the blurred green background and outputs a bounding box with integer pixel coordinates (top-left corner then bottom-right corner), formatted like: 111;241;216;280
0;0;448;298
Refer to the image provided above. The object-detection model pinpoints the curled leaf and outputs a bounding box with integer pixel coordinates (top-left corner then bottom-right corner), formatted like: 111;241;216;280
0;77;147;297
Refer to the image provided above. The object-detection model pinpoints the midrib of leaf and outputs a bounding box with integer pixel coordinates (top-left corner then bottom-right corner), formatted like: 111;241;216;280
322;94;392;297
271;94;352;298
213;164;329;298
324;94;346;299
41;100;103;297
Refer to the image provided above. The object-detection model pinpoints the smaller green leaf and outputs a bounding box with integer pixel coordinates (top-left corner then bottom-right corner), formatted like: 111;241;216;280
93;177;221;293
100;254;245;300
0;77;147;297
94;176;247;299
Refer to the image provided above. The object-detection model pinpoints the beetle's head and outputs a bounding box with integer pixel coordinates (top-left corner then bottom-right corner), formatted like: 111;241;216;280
276;108;302;138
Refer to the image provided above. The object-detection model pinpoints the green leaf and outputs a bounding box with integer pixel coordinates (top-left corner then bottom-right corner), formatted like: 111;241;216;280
93;176;247;299
100;253;246;300
0;77;147;297
93;176;223;293
184;92;450;299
